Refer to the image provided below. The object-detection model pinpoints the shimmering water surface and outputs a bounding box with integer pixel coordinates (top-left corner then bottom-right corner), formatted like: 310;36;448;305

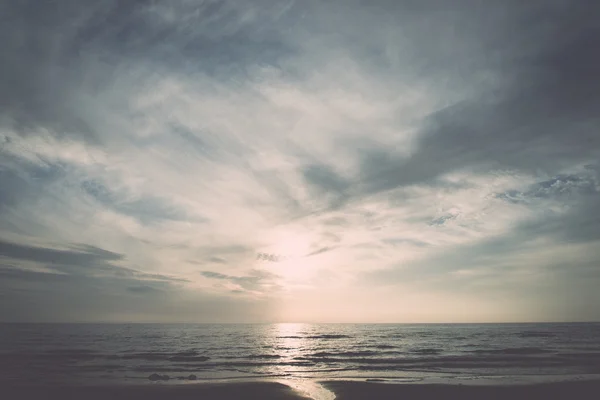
1;323;599;385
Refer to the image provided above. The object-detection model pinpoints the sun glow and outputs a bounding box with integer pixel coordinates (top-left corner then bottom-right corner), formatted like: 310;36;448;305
269;229;314;259
256;227;322;286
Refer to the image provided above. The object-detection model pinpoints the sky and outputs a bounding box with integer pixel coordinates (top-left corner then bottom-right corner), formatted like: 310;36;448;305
1;0;599;323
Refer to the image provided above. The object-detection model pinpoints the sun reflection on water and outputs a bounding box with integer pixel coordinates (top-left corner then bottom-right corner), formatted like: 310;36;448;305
267;324;335;400
269;323;310;376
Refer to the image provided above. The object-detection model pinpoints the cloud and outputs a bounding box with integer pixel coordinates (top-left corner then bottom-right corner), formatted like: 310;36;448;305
0;239;122;264
428;214;458;227
127;285;162;294
200;271;230;280
0;0;599;322
200;269;281;294
81;179;200;224
302;163;350;209
496;172;599;204
0;238;184;283
306;246;337;257
298;1;600;202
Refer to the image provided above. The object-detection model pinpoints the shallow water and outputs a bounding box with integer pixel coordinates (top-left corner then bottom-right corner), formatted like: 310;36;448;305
1;323;599;386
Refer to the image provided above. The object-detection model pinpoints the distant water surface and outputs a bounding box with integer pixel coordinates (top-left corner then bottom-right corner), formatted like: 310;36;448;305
1;323;599;385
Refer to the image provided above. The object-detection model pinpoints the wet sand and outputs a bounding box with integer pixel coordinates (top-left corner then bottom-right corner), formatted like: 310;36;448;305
4;381;312;400
323;380;600;400
6;379;600;400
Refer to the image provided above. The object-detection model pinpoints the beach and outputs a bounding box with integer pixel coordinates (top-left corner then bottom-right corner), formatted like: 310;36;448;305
324;380;600;400
3;323;600;399
4;381;311;400
5;379;600;400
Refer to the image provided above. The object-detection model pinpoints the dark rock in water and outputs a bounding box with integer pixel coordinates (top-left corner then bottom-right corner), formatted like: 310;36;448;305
188;374;197;380
148;373;170;381
366;378;386;382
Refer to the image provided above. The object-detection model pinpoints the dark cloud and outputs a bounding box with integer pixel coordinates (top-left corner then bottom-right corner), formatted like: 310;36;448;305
0;156;66;211
0;237;194;321
200;271;229;280
81;179;200;224
518;195;600;245
497;173;599;204
0;0;295;141
0;239;184;283
339;1;600;197
531;175;599;198
0;263;273;322
493;167;600;244
0;238;122;265
306;246;337;257
170;124;219;160
302;164;349;199
0;0;110;141
127;285;162;294
0;260;166;322
428;214;457;227
0;265;71;283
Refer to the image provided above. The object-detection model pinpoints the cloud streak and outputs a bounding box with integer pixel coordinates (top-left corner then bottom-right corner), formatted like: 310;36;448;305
1;0;599;322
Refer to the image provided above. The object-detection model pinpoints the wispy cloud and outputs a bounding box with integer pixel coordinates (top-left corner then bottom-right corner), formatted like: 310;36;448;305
1;0;599;322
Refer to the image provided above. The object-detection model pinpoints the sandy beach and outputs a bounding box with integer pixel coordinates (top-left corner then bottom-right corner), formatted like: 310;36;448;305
4;381;312;400
6;380;600;400
324;380;600;400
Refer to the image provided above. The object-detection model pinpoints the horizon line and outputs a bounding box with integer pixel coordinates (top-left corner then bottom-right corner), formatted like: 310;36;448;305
2;320;599;325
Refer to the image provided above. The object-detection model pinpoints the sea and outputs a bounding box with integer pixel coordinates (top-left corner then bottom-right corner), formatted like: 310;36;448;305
1;323;599;387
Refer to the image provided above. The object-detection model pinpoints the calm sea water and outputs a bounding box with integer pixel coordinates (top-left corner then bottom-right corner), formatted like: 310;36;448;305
1;323;599;385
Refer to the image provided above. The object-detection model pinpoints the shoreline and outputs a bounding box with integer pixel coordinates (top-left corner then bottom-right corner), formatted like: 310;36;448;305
323;379;600;400
4;381;312;400
5;377;600;400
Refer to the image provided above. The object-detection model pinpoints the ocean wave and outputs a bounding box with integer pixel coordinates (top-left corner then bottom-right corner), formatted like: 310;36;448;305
310;351;379;357
277;334;351;339
168;355;210;362
3;323;600;384
558;352;600;359
375;334;404;339
468;347;553;355
411;348;442;355
245;354;281;359
518;331;556;338
204;360;317;368
370;344;397;349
